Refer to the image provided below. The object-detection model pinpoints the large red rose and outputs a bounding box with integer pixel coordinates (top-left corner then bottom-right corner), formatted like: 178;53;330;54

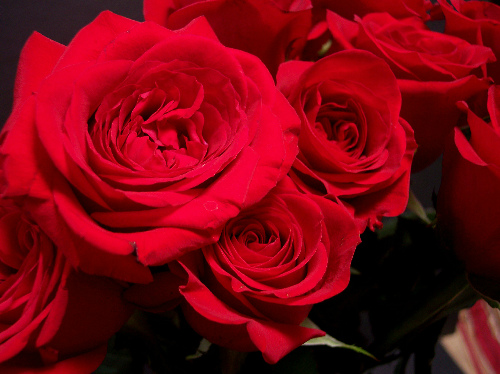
0;200;132;373
143;0;312;76
277;50;416;231
439;0;500;83
0;12;300;281
438;85;500;281
160;178;360;364
327;11;495;170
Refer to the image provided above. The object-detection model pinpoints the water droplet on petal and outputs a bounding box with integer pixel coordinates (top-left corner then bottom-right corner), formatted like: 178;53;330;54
204;201;218;211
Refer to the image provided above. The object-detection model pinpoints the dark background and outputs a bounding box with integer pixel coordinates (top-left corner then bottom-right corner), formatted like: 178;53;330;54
0;1;455;373
0;0;144;126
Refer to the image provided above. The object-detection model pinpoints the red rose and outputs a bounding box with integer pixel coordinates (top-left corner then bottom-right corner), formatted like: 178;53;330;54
438;85;500;281
301;0;436;62
143;0;312;76
327;11;494;170
271;0;312;12
0;12;300;281
312;0;432;21
0;200;132;373
439;0;500;83
160;178;360;364
277;50;416;231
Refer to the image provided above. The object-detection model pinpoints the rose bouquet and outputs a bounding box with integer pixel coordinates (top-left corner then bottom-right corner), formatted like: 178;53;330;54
0;0;499;373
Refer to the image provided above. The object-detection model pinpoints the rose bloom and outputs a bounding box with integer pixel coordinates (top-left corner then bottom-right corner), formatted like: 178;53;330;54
301;0;436;62
312;0;432;21
438;0;500;83
143;0;313;76
0;200;132;373
277;50;416;231
438;85;500;282
327;11;495;170
0;12;300;281
135;178;360;364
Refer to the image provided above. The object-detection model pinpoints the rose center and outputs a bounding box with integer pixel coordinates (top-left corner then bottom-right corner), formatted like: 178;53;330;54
90;69;209;172
314;101;364;157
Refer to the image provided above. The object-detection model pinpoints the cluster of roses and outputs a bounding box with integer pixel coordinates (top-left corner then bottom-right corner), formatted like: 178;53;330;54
0;0;499;372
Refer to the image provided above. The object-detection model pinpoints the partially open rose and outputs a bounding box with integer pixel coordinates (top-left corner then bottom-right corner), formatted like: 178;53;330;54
0;200;132;373
176;178;360;363
278;50;416;231
142;178;360;364
0;12;300;281
327;11;494;170
438;85;500;282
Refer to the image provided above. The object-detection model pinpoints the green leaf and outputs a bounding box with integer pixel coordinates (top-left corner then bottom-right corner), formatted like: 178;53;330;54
374;268;478;353
185;338;212;360
376;216;398;240
406;190;432;224
318;40;332;57
301;318;377;361
350;267;361;276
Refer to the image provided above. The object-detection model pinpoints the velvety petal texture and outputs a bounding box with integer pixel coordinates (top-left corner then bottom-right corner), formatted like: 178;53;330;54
439;0;500;83
278;50;417;231
312;0;432;21
0;12;300;279
143;0;313;76
326;10;495;170
438;85;500;281
301;0;435;62
163;178;360;364
0;200;132;372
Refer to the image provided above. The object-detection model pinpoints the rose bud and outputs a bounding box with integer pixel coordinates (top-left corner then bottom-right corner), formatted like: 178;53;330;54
438;85;500;282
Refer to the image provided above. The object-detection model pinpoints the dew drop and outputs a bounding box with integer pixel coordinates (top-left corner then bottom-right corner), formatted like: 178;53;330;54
204;201;218;211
